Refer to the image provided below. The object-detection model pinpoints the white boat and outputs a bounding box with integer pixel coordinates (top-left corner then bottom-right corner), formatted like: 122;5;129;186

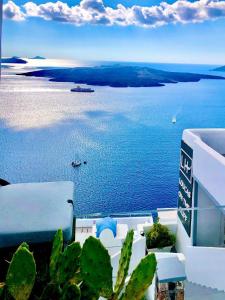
172;116;176;124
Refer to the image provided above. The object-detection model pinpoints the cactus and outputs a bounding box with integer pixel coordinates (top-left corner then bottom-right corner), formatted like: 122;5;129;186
50;229;63;282
57;242;81;285
6;244;36;300
0;229;157;300
81;236;113;298
112;230;134;299
40;282;61;300
0;283;5;298
121;253;157;300
80;282;99;300
19;242;29;249
61;282;81;300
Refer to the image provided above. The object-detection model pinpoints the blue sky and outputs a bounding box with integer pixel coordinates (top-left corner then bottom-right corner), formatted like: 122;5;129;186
2;0;225;64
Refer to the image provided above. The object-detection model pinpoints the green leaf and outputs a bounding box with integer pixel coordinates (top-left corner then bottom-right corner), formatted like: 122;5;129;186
0;282;5;298
80;282;99;300
57;242;81;285
50;229;63;282
61;282;81;300
113;230;134;298
6;245;36;300
121;253;157;300
40;282;61;300
81;236;113;298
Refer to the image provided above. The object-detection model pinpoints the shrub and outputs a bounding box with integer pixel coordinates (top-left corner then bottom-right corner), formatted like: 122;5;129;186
146;221;176;249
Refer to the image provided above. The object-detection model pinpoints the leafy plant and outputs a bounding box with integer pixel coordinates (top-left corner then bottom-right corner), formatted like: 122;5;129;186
146;220;176;249
81;236;113;298
0;243;36;300
112;230;134;299
122;254;157;300
0;228;157;300
49;228;63;282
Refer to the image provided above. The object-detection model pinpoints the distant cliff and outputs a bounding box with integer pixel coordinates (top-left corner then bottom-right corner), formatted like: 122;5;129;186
213;66;225;72
1;57;27;64
19;65;225;88
30;56;46;60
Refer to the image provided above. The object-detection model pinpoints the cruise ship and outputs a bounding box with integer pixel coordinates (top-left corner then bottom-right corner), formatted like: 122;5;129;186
70;85;94;93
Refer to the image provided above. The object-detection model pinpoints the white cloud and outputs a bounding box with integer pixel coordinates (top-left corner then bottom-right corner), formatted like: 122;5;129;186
3;0;25;21
3;0;225;27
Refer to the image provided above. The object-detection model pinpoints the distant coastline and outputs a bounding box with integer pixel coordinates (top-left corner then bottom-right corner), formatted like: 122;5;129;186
18;65;225;88
213;66;225;72
1;57;27;64
30;56;46;60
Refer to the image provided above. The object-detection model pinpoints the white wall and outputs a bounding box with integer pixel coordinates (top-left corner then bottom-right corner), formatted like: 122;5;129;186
176;217;192;255
111;235;146;279
186;246;225;292
192;129;225;154
183;129;225;208
196;186;223;247
76;216;153;230
177;128;225;251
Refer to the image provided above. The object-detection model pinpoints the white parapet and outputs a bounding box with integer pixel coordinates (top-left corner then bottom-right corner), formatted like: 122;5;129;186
183;128;225;207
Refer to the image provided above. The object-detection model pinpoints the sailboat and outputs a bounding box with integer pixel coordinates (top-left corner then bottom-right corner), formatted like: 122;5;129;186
172;116;176;124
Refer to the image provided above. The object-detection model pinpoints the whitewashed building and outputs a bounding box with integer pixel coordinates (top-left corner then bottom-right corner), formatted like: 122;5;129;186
176;128;225;292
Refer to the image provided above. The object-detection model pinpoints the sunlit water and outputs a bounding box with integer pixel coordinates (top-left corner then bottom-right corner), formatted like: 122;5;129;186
1;61;225;215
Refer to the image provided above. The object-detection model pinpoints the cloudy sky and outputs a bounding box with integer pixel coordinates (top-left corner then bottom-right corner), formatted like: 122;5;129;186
2;0;225;64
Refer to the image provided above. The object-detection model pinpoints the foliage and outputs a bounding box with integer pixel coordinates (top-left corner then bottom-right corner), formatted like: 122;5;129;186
40;282;61;300
50;228;63;282
112;230;134;299
0;228;157;300
81;236;113;298
146;221;176;249
0;283;5;297
1;243;36;300
122;253;157;300
61;282;81;300
57;242;81;285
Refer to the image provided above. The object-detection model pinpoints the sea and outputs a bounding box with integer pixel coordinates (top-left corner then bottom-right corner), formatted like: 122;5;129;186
0;59;225;216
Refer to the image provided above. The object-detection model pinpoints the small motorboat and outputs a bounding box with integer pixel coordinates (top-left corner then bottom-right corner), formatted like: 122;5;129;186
172;116;176;124
71;161;82;167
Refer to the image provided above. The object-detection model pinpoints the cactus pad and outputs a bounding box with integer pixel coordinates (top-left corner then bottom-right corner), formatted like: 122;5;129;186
0;282;5;298
122;253;157;300
80;282;99;300
81;236;113;298
50;229;63;281
61;282;81;300
40;282;61;300
58;242;81;285
19;242;29;249
6;244;36;300
113;230;134;298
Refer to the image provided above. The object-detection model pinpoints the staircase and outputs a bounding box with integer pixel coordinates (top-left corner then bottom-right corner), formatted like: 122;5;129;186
185;281;225;300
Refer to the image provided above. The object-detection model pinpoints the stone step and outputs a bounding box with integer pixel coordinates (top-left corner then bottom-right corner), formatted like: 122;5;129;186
185;281;225;300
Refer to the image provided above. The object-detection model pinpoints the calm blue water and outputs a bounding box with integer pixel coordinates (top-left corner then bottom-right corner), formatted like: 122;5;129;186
1;62;225;215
